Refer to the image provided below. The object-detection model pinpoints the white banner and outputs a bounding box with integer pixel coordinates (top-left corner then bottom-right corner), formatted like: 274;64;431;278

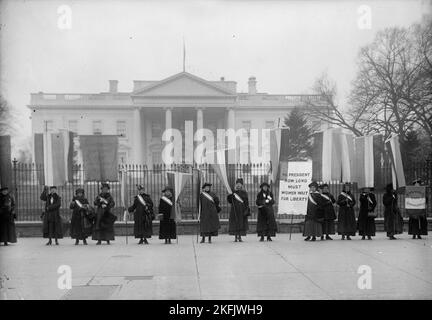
278;161;312;215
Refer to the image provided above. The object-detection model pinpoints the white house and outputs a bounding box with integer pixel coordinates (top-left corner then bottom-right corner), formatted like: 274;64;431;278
28;71;328;165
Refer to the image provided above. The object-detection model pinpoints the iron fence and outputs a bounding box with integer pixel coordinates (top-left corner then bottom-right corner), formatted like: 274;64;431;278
10;160;432;222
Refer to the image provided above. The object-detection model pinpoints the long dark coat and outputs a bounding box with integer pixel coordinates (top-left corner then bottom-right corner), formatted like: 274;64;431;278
158;196;176;239
337;191;356;236
70;196;93;239
408;195;428;236
128;193;154;239
357;192;377;236
40;191;63;239
320;192;336;235
0;193;17;243
383;191;403;236
227;190;249;236
256;190;277;237
199;191;220;236
92;192;116;241
303;192;324;237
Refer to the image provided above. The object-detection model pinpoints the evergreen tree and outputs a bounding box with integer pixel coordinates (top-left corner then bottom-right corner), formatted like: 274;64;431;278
281;108;314;160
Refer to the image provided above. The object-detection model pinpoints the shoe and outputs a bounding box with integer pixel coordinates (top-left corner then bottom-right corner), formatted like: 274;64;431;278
107;240;110;245
304;236;310;241
200;237;205;243
168;239;172;244
46;240;52;246
367;236;372;240
361;236;366;240
267;237;272;242
259;236;264;242
341;236;345;240
96;241;101;245
164;239;168;244
347;236;352;240
138;239;144;245
311;237;316;241
412;235;416;239
389;236;397;240
326;235;333;240
234;237;238;242
83;239;88;245
208;237;212;243
75;240;79;245
418;235;422;239
143;239;149;244
321;236;325;240
238;237;243;242
55;240;59;245
4;242;8;246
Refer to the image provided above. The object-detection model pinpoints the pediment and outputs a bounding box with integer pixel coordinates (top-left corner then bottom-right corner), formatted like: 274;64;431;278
133;72;235;96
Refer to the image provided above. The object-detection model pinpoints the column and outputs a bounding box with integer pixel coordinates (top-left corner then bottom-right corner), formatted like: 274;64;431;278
165;107;172;131
133;107;142;164
196;107;204;132
226;107;236;163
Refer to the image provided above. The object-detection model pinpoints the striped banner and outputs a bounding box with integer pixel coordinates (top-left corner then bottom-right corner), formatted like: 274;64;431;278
167;171;192;222
34;131;73;186
0;135;12;188
269;128;282;183
340;132;355;182
312;128;342;182
385;134;406;188
210;148;233;194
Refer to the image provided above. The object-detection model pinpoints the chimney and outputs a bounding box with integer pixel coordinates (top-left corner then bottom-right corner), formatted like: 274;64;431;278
248;76;257;94
109;80;118;93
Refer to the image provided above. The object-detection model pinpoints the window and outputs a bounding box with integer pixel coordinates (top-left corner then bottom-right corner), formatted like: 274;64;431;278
43;120;53;132
116;120;127;137
242;120;251;137
92;120;102;135
265;120;274;129
68;120;78;133
151;122;162;138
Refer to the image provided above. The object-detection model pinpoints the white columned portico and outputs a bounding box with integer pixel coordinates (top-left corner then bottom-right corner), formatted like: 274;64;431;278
133;107;142;164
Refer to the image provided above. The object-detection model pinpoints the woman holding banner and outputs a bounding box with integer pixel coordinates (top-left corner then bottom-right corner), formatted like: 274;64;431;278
159;186;176;244
256;182;277;242
199;183;221;243
383;183;404;240
304;181;324;241
357;187;377;240
70;188;93;245
128;184;154;245
319;184;336;240
337;183;357;240
227;178;250;242
0;186;17;246
93;183;116;245
40;186;63;245
408;179;428;239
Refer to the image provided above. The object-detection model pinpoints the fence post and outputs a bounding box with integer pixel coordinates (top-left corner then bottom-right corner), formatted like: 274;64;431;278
12;158;18;210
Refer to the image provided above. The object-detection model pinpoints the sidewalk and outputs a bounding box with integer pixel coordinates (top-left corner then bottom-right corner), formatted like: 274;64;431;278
1;233;431;300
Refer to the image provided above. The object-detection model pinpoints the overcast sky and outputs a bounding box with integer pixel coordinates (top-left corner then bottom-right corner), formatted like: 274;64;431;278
0;0;430;147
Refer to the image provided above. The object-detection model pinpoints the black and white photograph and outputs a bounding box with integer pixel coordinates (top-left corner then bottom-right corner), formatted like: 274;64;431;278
0;0;431;304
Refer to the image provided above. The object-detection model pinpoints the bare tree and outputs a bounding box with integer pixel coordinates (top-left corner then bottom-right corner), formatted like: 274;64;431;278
0;95;15;136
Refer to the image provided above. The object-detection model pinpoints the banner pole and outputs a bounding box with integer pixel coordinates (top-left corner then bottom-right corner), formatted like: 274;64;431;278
289;214;294;240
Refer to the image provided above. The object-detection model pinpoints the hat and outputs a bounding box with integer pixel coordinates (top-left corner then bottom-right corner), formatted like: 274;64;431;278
202;182;212;189
101;183;110;190
412;179;422;185
136;184;144;190
49;186;57;190
0;186;9;192
260;182;270;189
235;178;244;185
385;183;393;191
308;181;318;188
321;183;329;188
162;186;173;193
75;188;85;195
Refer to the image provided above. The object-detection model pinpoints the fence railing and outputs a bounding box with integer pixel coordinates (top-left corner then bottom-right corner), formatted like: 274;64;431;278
10;160;432;222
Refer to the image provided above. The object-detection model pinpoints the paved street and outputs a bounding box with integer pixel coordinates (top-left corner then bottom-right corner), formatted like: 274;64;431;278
1;233;432;300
